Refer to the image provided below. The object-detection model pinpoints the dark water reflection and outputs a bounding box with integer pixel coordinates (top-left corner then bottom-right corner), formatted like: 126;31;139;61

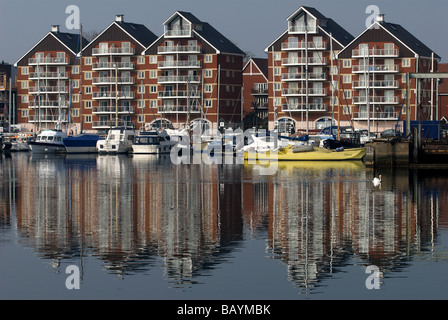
1;152;447;299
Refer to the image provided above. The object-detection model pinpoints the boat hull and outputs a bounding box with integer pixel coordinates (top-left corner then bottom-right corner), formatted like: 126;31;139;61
244;147;366;161
63;134;100;153
29;142;66;154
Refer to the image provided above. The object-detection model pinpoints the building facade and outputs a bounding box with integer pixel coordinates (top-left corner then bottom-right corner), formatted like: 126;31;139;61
265;6;354;134
338;14;440;134
0;62;16;129
14;25;87;132
242;57;268;129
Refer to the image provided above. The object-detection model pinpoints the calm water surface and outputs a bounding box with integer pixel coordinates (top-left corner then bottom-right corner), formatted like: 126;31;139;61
1;152;447;300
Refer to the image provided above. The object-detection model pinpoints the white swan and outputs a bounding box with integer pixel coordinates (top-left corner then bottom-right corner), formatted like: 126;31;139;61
373;175;382;187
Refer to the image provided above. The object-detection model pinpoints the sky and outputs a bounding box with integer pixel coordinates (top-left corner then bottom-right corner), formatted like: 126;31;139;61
1;0;447;65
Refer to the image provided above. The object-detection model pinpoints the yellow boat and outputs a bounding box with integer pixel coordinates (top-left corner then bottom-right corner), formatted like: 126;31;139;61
244;145;366;161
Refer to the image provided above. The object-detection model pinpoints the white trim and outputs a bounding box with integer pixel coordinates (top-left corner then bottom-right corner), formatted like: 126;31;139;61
242;58;268;81
142;34;165;55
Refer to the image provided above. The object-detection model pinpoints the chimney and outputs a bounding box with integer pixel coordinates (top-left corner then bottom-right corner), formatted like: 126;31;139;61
376;14;385;23
51;25;60;33
115;14;124;22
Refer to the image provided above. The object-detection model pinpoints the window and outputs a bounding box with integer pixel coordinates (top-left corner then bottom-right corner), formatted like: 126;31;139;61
71;109;79;117
85;72;92;80
137;56;145;64
273;52;281;61
138;85;145;94
138;71;145;79
150;85;157;93
21;81;28;89
274;83;281;91
274;67;280;76
343;91;351;99
343;106;351;115
73;80;79;88
21;110;29;117
85;115;92;123
85;86;91;94
22;67;29;75
402;58;411;68
84;57;92;65
138;100;145;108
85;101;92;109
150;56;157;64
205;55;212;63
72;95;79;102
72;66;79;74
150;100;157;108
150;70;157;78
205;84;212;92
343;75;351;84
204;70;212;78
21;95;28;103
343;60;351;68
274;98;281;106
138;115;144;123
205;99;212;108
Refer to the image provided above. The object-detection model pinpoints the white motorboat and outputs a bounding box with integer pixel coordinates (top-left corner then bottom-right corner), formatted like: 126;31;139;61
96;127;135;154
131;130;178;154
29;130;67;153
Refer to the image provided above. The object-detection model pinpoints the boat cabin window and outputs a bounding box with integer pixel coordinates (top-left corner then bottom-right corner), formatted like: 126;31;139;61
108;134;116;141
47;136;54;141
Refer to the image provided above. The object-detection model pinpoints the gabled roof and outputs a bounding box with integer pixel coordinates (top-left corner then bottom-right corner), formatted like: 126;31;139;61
15;30;87;66
151;11;245;56
338;18;440;59
243;58;268;80
82;17;158;53
265;6;354;52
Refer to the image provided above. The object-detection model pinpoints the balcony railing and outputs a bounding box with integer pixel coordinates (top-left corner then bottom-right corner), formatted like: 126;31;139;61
28;57;69;65
158;105;201;113
92;47;135;55
29;86;68;94
352;48;399;58
353;80;399;89
92;106;135;114
281;57;327;66
92;77;135;85
282;88;327;96
251;87;268;95
28;101;69;108
352;111;399;120
282;103;327;112
92;62;135;70
28;115;68;123
288;25;317;34
29;72;69;79
164;28;192;37
158;60;202;68
282;72;327;81
158;45;202;54
92;92;135;99
281;42;327;50
92;120;133;128
352;64;399;73
353;96;399;104
158;90;202;99
158;75;201;83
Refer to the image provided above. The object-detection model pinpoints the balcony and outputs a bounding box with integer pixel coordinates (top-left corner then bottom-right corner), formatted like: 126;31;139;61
158;75;201;84
92;91;135;99
29;86;68;94
28;100;69;109
281;57;327;66
28;114;68;123
282;72;327;81
92;47;135;56
281;42;327;51
288;25;317;34
92;105;135;114
158;90;202;99
164;28;192;38
352;64;399;73
352;48;399;58
282;88;327;97
28;57;69;65
92;120;133;129
158;45;202;54
92;62;135;70
158;105;201;113
352;111;399;120
282;103;327;112
251;87;268;95
29;72;69;80
353;80;399;89
353;96;399;105
158;60;202;69
92;76;135;85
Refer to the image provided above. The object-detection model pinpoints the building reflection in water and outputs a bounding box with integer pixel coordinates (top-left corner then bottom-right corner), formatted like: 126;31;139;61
0;153;447;293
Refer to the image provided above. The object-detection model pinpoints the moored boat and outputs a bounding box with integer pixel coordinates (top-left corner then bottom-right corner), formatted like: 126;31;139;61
29;130;67;154
131;130;178;154
96;127;135;154
63;133;100;153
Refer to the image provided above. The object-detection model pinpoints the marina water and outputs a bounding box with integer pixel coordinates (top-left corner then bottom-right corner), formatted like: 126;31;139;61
1;152;447;299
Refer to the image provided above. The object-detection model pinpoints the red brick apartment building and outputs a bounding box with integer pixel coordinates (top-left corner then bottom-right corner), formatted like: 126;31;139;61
437;63;448;120
0;62;16;128
14;11;245;133
143;11;245;132
80;14;158;132
337;14;440;134
242;57;269;129
14;25;88;132
265;6;354;134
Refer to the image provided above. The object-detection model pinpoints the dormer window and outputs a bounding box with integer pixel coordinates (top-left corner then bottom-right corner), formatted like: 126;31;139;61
165;16;192;37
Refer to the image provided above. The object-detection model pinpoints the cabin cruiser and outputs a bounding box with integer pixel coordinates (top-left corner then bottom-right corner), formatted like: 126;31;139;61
29;129;67;153
96;127;135;154
131;130;178;154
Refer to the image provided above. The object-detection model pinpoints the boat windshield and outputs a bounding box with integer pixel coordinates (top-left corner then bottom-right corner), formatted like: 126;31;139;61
107;134;116;141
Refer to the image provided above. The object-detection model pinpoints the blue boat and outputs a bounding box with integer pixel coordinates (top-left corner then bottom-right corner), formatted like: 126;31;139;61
63;133;100;153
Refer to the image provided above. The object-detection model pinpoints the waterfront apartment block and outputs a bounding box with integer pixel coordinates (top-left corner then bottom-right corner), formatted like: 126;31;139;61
265;6;354;134
143;11;245;131
242;57;269;129
0;61;16;128
14;25;88;132
337;14;440;133
80;14;158;132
